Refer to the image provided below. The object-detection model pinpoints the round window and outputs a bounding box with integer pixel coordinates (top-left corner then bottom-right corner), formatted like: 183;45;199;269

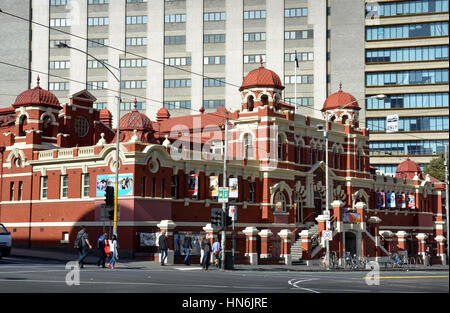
74;117;89;137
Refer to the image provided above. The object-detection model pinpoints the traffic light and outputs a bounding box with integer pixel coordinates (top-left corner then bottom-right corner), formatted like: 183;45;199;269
108;208;114;221
210;210;222;227
225;215;232;227
105;186;114;207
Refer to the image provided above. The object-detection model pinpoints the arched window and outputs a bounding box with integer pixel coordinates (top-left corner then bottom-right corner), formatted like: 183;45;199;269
261;94;269;107
310;146;315;165
18;115;27;136
296;142;302;164
342;115;349;125
357;148;363;171
243;133;254;159
278;134;284;161
274;192;286;212
42;115;53;137
335;150;341;169
248;95;254;111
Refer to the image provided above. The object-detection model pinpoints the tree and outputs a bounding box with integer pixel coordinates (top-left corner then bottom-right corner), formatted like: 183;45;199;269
423;154;445;182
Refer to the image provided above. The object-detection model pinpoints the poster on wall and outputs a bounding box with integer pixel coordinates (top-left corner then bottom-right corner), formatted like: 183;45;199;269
229;178;238;198
187;174;199;197
408;194;416;209
96;173;134;197
376;192;386;208
209;176;219;197
139;232;160;247
387;192;396;209
400;194;407;209
342;207;361;223
173;233;203;255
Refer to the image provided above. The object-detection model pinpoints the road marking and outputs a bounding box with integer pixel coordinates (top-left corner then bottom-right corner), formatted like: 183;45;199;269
288;278;320;293
174;267;203;271
363;275;449;280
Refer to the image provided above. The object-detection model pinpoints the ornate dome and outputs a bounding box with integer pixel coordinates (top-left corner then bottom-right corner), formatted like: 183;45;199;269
239;64;284;91
99;108;112;119
396;157;422;179
156;107;170;121
119;99;152;131
322;83;360;112
13;77;60;109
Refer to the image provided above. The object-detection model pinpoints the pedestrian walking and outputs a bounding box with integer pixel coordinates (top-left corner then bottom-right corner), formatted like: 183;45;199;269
75;226;92;268
96;232;108;268
201;235;212;271
159;231;169;266
212;238;221;268
425;246;432;267
108;235;119;269
183;232;193;265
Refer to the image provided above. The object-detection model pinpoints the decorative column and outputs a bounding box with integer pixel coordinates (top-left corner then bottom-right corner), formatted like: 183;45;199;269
355;202;366;223
332;200;344;222
316;215;326;234
396;231;408;252
300;229;311;262
278;229;293;266
380;230;394;254
416;233;428;261
243;227;259;265
368;216;381;260
258;229;273;259
157;220;177;265
435;236;447;265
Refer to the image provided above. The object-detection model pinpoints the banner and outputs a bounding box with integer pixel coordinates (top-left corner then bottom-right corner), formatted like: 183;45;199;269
173;233;203;255
139;232;159;247
209;176;219;197
401;194;407;209
407;194;416;209
187;174;199;197
376;192;386;208
342;207;361;223
386;114;399;133
387;192;396;209
96;173;133;197
229;177;238;198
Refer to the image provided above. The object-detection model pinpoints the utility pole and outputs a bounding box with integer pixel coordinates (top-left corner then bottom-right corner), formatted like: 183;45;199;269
113;68;122;238
324;118;330;270
221;117;229;270
445;144;449;261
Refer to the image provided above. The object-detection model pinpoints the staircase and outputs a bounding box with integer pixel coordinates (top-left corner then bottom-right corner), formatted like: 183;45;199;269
291;224;319;262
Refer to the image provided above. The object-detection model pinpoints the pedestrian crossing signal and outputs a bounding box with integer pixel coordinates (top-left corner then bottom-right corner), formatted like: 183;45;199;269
105;186;114;207
210;210;222;227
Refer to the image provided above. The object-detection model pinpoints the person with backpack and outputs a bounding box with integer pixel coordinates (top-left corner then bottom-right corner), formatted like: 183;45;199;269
108;235;119;269
96;232;108;268
75;226;92;268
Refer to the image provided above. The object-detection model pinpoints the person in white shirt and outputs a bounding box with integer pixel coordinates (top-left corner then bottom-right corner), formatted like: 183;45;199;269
108;235;119;269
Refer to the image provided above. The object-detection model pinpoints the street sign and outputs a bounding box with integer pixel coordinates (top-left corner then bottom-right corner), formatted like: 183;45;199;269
229;205;237;221
322;230;333;241
218;187;229;203
326;220;331;230
323;210;330;221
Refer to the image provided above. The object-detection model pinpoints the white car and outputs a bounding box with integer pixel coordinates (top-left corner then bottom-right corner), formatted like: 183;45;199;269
0;224;12;259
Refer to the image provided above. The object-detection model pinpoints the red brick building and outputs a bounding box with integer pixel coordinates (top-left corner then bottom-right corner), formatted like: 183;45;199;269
0;67;447;265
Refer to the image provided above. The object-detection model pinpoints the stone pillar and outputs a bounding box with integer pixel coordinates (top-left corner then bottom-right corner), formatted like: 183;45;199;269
435;236;447;265
396;231;408;252
258;229;273;259
157;220;177;265
300;229;311;261
243;227;259;265
316;215;326;234
278;229;293;266
368;216;381;260
355;202;366;223
416;233;428;260
332;200;344;222
380;230;394;254
203;223;217;263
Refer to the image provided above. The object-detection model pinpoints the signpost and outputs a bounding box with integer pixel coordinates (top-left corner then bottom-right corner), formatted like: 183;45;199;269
386;114;399;133
322;230;333;241
218;187;229;203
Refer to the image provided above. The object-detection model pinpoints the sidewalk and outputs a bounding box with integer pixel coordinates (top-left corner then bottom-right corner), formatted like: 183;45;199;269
8;248;449;272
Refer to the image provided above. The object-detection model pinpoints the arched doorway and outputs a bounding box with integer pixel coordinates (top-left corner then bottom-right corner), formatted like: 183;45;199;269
345;232;357;256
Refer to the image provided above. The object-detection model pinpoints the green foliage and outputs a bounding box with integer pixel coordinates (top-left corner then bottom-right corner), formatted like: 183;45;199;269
423;154;445;182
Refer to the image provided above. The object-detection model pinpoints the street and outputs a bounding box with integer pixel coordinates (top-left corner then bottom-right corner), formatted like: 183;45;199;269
0;255;448;293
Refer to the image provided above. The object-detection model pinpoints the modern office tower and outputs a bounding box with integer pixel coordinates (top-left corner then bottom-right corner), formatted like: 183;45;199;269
364;0;449;174
6;0;350;126
0;0;32;107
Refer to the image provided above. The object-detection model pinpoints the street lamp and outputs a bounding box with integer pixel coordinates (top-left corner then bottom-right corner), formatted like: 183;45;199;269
319;94;386;270
56;42;122;238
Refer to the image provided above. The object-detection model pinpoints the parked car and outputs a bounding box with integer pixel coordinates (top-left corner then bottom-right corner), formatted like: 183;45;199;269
0;224;12;259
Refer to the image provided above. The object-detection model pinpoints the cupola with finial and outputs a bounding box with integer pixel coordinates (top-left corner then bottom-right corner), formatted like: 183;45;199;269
239;61;284;112
321;82;361;126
